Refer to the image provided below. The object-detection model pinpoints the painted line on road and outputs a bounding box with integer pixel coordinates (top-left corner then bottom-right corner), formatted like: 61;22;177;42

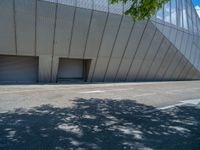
132;93;157;98
144;99;200;114
78;88;134;94
80;90;105;94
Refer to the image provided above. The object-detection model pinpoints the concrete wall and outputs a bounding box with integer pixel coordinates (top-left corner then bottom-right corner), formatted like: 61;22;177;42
0;0;199;83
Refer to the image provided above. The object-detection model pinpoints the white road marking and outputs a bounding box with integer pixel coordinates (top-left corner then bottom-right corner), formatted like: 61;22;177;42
79;88;134;94
132;93;157;98
144;99;200;113
80;90;105;94
181;99;200;105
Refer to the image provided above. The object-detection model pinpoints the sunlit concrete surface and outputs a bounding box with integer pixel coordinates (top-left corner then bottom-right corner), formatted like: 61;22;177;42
0;81;200;149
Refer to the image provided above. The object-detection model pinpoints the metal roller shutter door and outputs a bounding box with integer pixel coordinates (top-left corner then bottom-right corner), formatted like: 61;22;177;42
0;55;38;83
57;58;84;81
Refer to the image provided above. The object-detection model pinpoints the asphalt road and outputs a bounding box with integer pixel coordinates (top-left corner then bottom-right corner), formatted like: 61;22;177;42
0;81;200;150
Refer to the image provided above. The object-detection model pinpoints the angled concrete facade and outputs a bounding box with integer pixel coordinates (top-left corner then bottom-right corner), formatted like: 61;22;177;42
0;0;200;83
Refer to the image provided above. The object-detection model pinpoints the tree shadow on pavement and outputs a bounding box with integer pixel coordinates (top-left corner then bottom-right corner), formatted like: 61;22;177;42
0;98;200;150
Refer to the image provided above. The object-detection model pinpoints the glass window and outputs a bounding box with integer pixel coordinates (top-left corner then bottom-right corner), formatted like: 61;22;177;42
186;0;193;31
182;0;188;29
157;7;164;20
177;0;183;28
164;2;170;23
193;11;197;33
171;0;177;25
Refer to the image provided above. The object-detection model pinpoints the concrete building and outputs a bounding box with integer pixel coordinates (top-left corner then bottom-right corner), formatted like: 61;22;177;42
0;0;200;83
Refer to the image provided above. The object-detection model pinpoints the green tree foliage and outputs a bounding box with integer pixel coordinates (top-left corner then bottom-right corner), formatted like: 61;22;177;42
110;0;170;21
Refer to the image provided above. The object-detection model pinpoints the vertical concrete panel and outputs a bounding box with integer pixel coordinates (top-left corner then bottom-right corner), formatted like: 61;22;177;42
183;67;192;80
104;16;133;82
108;17;133;58
15;0;36;55
178;62;192;80
185;35;193;59
97;14;122;58
0;0;15;54
194;47;199;69
145;39;171;80
163;51;183;80
69;8;92;58
192;69;200;80
175;31;183;51
36;1;56;55
115;58;132;82
126;21;156;81
180;32;188;55
92;14;122;82
192;73;200;80
169;28;177;44
190;44;196;65
104;58;122;82
183;62;197;80
92;57;110;82
54;5;75;57
178;59;191;80
187;67;198;80
136;30;163;80
51;56;59;82
162;25;171;38
155;46;176;80
122;21;147;59
197;52;200;70
84;11;107;58
155;22;164;33
38;55;52;83
87;59;96;82
115;21;147;81
171;56;188;80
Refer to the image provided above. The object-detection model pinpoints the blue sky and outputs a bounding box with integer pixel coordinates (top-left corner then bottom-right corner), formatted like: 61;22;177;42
193;0;200;17
193;0;200;6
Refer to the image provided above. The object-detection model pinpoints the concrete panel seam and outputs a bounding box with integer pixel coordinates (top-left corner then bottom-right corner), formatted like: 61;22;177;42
50;2;58;82
34;0;38;56
155;44;172;80
135;27;157;81
125;20;149;81
172;31;188;80
103;15;124;82
83;10;94;58
155;26;178;80
13;0;18;55
169;27;186;79
67;6;77;57
114;21;135;82
144;36;165;80
91;13;109;82
177;61;189;79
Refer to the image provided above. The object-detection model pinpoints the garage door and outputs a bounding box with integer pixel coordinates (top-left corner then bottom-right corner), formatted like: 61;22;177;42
57;58;84;82
0;55;38;83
